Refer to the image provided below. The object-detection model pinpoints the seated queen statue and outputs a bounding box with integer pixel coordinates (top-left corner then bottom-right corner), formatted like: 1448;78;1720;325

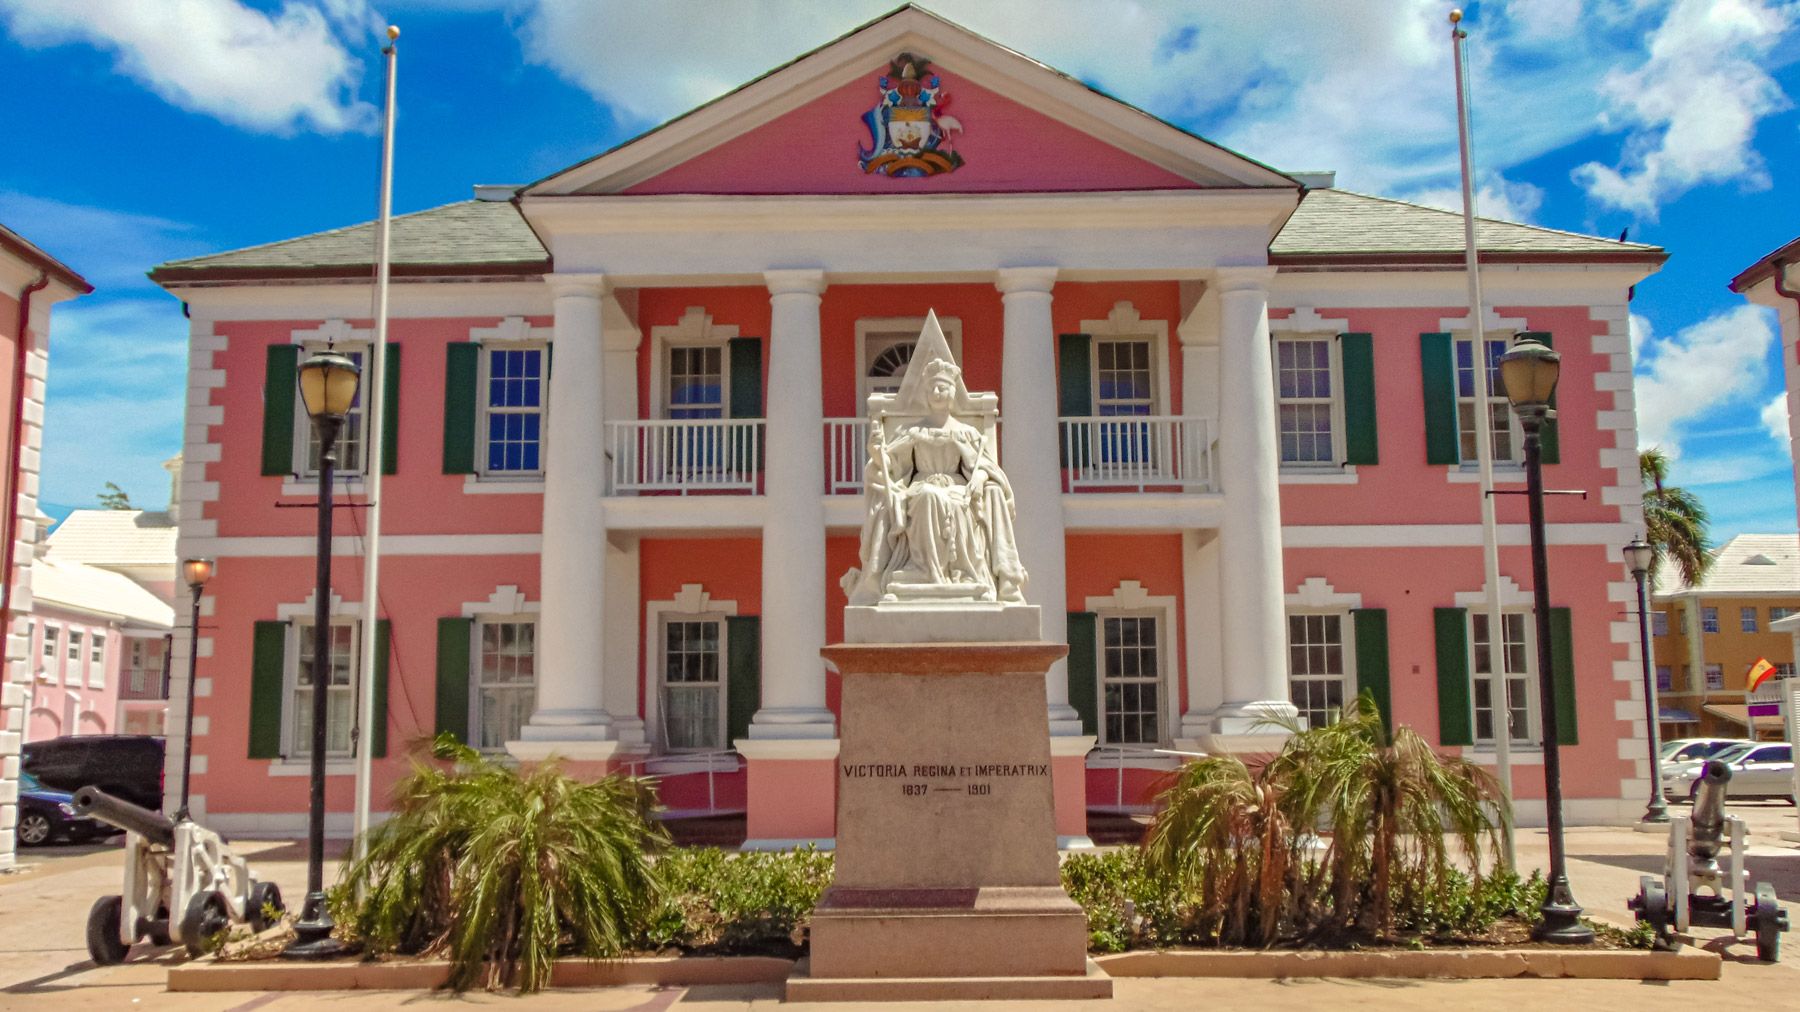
843;311;1026;607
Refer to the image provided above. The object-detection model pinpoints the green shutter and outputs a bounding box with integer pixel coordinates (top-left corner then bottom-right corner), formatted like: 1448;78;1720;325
726;616;760;745
381;343;401;475
371;619;391;758
1549;607;1578;745
1066;612;1098;737
1339;333;1379;465
249;621;287;759
728;337;762;418
1058;334;1093;469
435;618;472;746
261;344;300;476
1434;607;1473;746
1351;608;1391;734
1419;333;1459;466
442;342;480;474
1519;331;1559;465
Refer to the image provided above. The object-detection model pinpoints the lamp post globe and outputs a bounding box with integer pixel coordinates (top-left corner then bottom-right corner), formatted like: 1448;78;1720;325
175;558;212;823
1497;334;1592;943
1623;535;1668;823
282;350;359;961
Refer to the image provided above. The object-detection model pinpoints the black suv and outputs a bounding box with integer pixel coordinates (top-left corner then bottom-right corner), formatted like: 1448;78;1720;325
20;735;165;812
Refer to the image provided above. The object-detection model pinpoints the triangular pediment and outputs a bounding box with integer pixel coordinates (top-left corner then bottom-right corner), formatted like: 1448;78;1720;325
524;5;1295;197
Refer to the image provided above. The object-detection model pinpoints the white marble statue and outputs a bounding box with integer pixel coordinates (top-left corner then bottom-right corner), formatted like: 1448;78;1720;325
843;311;1027;606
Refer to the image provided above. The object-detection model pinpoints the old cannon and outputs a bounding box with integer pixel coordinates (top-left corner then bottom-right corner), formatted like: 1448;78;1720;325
74;787;284;964
1628;759;1788;960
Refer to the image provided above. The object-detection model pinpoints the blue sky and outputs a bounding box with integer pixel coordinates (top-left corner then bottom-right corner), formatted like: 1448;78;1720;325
0;0;1796;540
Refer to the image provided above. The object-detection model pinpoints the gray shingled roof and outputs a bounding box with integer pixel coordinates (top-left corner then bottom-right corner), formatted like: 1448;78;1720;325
153;185;1660;282
151;199;547;279
1272;188;1663;258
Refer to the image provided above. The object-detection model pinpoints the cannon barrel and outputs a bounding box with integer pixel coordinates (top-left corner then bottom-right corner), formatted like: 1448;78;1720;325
72;786;175;847
1690;759;1732;860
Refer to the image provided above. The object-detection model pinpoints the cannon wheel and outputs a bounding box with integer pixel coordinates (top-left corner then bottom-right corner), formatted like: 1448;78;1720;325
1632;875;1676;948
85;896;129;966
180;891;231;957
147;907;173;947
248;882;285;932
1755;884;1782;962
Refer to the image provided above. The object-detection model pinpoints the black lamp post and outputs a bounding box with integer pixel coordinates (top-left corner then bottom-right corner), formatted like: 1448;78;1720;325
174;557;213;822
1624;536;1668;823
282;350;360;961
1497;334;1593;945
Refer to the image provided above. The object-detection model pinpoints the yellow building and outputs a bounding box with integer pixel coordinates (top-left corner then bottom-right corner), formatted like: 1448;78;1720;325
1653;534;1800;740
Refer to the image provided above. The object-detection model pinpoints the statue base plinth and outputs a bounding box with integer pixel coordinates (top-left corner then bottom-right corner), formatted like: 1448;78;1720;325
845;602;1039;644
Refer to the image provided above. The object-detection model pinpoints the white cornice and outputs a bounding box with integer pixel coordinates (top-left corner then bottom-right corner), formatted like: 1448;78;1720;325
527;9;1295;196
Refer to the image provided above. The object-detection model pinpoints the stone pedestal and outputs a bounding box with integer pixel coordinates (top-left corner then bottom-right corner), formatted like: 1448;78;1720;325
788;630;1109;1001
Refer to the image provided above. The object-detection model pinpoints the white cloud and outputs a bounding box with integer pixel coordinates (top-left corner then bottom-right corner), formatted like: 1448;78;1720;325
0;192;209;290
1764;392;1793;453
1673;451;1790;488
1572;0;1794;216
1635;304;1778;456
1630;313;1653;361
39;298;188;510
508;1;1755;200
1400;173;1547;224
0;0;379;134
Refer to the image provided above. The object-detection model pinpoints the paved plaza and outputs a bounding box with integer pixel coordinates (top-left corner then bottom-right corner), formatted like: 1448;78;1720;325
4;805;1800;1010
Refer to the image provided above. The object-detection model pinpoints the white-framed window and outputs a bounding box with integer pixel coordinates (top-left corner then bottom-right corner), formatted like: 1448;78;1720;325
67;629;81;662
666;345;725;420
127;639;149;694
1274;337;1342;466
88;633;104;689
287;620;359;759
42;624;57;660
294;343;370;476
1652;610;1669;636
1704;664;1724;691
1094;338;1157;417
1701;607;1719;633
1287;613;1353;729
1741;607;1759;633
1455;337;1520;464
1772;607;1797;622
473;619;536;751
1655;665;1673;692
480;344;547;475
1471;611;1536;745
1099;613;1163;746
856;317;964;407
1777;663;1796;680
659;616;725;751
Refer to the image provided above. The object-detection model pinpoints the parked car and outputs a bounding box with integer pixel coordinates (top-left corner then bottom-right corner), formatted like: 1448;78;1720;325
1666;742;1796;803
14;770;122;846
1660;737;1747;764
19;735;165;812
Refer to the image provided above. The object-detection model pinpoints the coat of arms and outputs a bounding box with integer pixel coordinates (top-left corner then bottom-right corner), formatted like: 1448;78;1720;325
858;53;965;178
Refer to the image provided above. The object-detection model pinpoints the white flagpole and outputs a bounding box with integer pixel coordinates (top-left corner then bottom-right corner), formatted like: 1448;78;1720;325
1451;9;1515;868
353;24;399;864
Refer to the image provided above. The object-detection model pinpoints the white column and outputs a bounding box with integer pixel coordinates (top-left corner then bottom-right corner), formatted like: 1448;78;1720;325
522;273;611;740
749;269;834;739
1176;530;1224;746
1212;266;1295;735
996;267;1081;735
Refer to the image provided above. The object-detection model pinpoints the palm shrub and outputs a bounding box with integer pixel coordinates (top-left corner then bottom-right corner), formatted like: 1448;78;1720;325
1143;693;1507;945
338;733;668;992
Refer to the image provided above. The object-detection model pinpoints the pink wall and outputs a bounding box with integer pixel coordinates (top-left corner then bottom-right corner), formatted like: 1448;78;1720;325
624;63;1200;196
19;608;127;743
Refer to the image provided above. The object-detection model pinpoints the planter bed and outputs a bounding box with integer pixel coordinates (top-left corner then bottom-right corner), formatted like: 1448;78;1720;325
1094;947;1719;980
166;954;795;993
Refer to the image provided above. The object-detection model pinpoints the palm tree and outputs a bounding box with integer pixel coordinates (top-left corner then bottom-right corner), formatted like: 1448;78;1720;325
1640;447;1711;589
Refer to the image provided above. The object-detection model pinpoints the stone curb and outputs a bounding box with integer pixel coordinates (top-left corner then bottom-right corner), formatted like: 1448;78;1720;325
165;954;795;992
1094;947;1720;980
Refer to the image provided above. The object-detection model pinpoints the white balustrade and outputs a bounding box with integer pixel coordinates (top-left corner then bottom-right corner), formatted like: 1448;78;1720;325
825;418;870;494
606;419;763;494
1058;416;1216;492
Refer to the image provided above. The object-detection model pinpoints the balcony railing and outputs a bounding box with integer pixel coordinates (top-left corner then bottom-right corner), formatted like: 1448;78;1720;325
825;418;870;494
606;419;762;495
1060;415;1216;492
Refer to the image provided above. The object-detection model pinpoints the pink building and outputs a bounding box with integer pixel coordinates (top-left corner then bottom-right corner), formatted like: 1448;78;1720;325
1;221;90;867
152;8;1666;843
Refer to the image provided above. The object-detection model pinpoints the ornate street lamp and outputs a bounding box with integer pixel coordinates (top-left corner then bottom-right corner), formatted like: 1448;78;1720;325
174;557;213;822
1497;334;1593;944
282;350;359;961
1624;536;1668;823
